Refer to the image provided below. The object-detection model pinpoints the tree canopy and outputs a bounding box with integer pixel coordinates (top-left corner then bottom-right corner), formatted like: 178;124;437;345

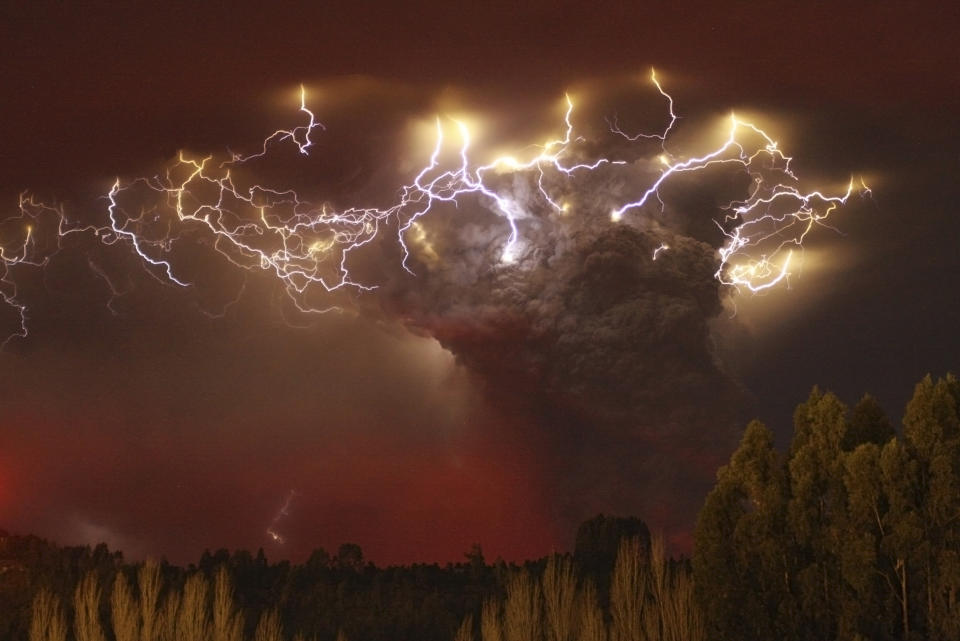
695;373;960;641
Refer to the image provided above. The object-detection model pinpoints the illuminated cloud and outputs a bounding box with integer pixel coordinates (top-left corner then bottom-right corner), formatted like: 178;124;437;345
1;71;867;554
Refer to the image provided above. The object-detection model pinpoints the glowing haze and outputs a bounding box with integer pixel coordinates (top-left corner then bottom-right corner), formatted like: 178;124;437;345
1;0;957;569
0;69;873;560
2;71;866;344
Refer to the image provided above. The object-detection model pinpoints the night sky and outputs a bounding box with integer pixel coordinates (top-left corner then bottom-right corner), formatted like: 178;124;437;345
1;1;958;565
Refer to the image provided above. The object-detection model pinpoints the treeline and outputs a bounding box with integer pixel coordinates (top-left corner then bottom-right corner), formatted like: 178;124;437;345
1;515;681;641
460;536;700;641
7;373;960;640
695;373;960;641
22;534;702;641
3;535;477;641
30;562;302;641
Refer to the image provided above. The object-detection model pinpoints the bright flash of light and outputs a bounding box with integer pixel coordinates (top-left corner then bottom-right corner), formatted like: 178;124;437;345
0;194;66;346
265;489;298;545
1;71;868;344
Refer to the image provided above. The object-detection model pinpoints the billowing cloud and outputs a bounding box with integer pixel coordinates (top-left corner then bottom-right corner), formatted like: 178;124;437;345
2;74;863;558
372;148;748;543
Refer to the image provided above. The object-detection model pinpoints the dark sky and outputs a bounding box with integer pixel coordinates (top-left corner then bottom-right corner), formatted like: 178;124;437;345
1;1;958;565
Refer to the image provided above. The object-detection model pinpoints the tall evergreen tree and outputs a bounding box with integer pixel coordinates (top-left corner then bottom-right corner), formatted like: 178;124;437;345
902;374;960;639
574;516;650;587
694;420;791;641
880;436;923;639
693;474;741;641
841;443;897;639
845;394;895;451
787;388;849;640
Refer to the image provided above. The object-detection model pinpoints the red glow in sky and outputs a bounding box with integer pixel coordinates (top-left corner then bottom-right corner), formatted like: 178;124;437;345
1;1;958;565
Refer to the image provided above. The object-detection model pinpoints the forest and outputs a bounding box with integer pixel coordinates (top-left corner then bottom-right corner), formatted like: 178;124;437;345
4;373;959;641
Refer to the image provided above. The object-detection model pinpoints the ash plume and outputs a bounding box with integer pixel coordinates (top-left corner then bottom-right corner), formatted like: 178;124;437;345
376;162;747;543
2;75;861;549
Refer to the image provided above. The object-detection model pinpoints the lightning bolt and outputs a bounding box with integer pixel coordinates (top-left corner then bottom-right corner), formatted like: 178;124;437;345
266;489;298;545
0;194;67;346
1;71;868;345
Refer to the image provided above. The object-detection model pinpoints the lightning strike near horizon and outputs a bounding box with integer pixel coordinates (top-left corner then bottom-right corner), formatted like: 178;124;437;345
0;71;868;344
266;489;298;545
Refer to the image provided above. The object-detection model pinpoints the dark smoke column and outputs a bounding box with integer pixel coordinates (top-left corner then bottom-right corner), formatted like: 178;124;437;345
382;200;746;548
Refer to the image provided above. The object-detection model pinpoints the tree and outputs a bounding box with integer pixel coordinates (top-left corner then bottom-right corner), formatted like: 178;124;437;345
503;569;541;641
29;589;66;641
575;581;606;641
336;544;364;572
574;515;650;589
787;388;849;640
660;567;702;641
454;614;475;641
156;588;180;641
902;374;960;638
253;609;282;641
175;573;211;641
74;571;107;641
111;571;140;641
305;547;331;571
609;537;647;641
465;544;486;581
481;598;503;641
542;555;577;641
213;566;244;641
694;419;791;641
880;436;923;639
841;443;897;639
845;394;895;450
138;559;162;641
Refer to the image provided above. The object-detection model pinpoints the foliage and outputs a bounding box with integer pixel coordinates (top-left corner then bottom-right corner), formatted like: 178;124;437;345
695;372;960;640
9;372;960;640
7;523;702;641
